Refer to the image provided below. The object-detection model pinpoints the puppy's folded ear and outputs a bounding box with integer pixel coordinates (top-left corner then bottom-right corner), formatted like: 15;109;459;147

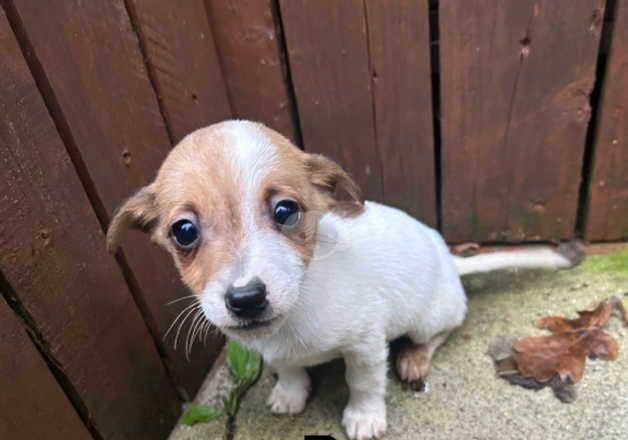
305;154;363;215
106;185;158;253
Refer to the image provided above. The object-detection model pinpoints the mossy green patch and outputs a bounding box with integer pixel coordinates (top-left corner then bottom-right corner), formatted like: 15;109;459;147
582;250;628;277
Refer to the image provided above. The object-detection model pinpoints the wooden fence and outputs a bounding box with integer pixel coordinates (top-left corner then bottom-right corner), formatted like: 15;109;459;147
0;1;626;439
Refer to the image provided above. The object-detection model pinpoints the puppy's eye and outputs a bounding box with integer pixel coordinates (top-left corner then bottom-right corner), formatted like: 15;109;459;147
170;219;199;250
273;200;301;227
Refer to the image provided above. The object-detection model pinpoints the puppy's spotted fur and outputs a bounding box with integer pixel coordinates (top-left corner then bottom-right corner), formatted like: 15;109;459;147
108;121;581;440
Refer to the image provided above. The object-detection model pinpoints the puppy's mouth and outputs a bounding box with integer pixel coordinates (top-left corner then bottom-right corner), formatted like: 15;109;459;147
226;316;279;332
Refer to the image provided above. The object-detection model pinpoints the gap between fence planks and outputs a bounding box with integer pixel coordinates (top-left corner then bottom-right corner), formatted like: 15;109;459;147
585;0;628;241
279;0;437;224
365;0;437;224
0;295;92;440
279;0;384;200
439;0;606;243
206;0;298;143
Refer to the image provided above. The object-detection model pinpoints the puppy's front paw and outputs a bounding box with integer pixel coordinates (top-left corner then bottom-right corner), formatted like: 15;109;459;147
342;405;387;440
267;382;308;415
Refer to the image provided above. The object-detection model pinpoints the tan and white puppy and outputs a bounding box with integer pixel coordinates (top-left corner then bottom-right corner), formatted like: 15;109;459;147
107;121;581;440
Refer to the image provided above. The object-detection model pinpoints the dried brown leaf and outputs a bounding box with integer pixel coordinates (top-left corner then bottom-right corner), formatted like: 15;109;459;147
515;298;621;384
535;301;612;333
513;329;618;383
488;297;626;402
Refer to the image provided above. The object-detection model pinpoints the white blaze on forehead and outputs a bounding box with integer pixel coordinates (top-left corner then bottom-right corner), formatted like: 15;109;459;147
220;121;278;194
220;121;279;284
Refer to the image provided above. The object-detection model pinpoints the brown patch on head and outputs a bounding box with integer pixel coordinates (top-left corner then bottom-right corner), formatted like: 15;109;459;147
253;125;364;262
252;126;320;262
256;125;363;214
149;127;245;293
304;154;364;217
106;185;158;253
107;121;365;296
107;124;248;294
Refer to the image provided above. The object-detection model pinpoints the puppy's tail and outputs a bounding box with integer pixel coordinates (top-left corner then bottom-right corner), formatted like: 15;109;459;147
453;241;585;276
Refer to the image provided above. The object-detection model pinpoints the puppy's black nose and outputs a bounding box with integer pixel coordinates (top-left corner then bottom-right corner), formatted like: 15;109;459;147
225;278;268;319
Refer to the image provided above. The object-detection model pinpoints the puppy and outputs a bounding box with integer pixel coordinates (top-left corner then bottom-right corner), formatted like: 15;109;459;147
107;121;582;440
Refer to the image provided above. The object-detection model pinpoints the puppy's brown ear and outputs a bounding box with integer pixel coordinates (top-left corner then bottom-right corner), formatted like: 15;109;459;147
106;185;158;253
305;154;363;215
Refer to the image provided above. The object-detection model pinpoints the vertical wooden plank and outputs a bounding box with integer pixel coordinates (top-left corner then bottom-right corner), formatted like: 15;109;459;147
365;0;437;224
279;0;383;199
9;0;222;396
585;0;628;241
0;297;91;440
0;10;179;439
440;0;605;242
126;0;232;142
206;0;297;142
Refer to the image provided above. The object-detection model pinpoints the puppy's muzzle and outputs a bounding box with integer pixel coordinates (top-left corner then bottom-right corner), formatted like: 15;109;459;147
225;278;268;319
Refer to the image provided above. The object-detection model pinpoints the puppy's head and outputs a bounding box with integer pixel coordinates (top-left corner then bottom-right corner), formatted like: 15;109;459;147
107;121;362;339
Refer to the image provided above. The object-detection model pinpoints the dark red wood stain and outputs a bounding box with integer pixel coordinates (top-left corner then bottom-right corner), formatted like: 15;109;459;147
127;0;232;142
0;9;179;438
365;0;437;224
206;0;297;142
440;0;604;242
9;0;223;396
585;0;628;241
279;0;384;200
0;298;92;440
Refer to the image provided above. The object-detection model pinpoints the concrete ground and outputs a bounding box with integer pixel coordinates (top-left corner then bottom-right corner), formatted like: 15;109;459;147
170;248;628;440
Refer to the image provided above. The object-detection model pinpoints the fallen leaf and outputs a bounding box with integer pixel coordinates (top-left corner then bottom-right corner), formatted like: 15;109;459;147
513;329;617;383
488;296;626;402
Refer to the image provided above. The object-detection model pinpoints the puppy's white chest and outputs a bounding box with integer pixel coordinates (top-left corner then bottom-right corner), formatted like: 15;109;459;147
254;333;341;367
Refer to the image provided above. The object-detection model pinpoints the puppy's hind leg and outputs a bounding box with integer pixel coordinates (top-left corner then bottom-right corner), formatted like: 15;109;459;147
396;329;453;385
397;268;467;386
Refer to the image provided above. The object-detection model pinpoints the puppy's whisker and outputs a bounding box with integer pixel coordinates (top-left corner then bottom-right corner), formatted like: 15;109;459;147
200;320;210;344
197;313;209;340
165;294;198;306
173;306;195;352
186;310;205;360
174;303;201;351
203;322;218;345
190;312;207;356
195;318;211;351
164;300;200;341
202;321;211;345
183;310;195;359
185;309;202;359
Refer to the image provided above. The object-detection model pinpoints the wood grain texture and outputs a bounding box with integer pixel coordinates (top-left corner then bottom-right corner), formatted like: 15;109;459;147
10;0;222;396
585;0;628;241
0;10;179;438
127;0;232;142
279;0;383;199
206;0;297;142
365;0;437;224
440;0;605;242
0;297;91;440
